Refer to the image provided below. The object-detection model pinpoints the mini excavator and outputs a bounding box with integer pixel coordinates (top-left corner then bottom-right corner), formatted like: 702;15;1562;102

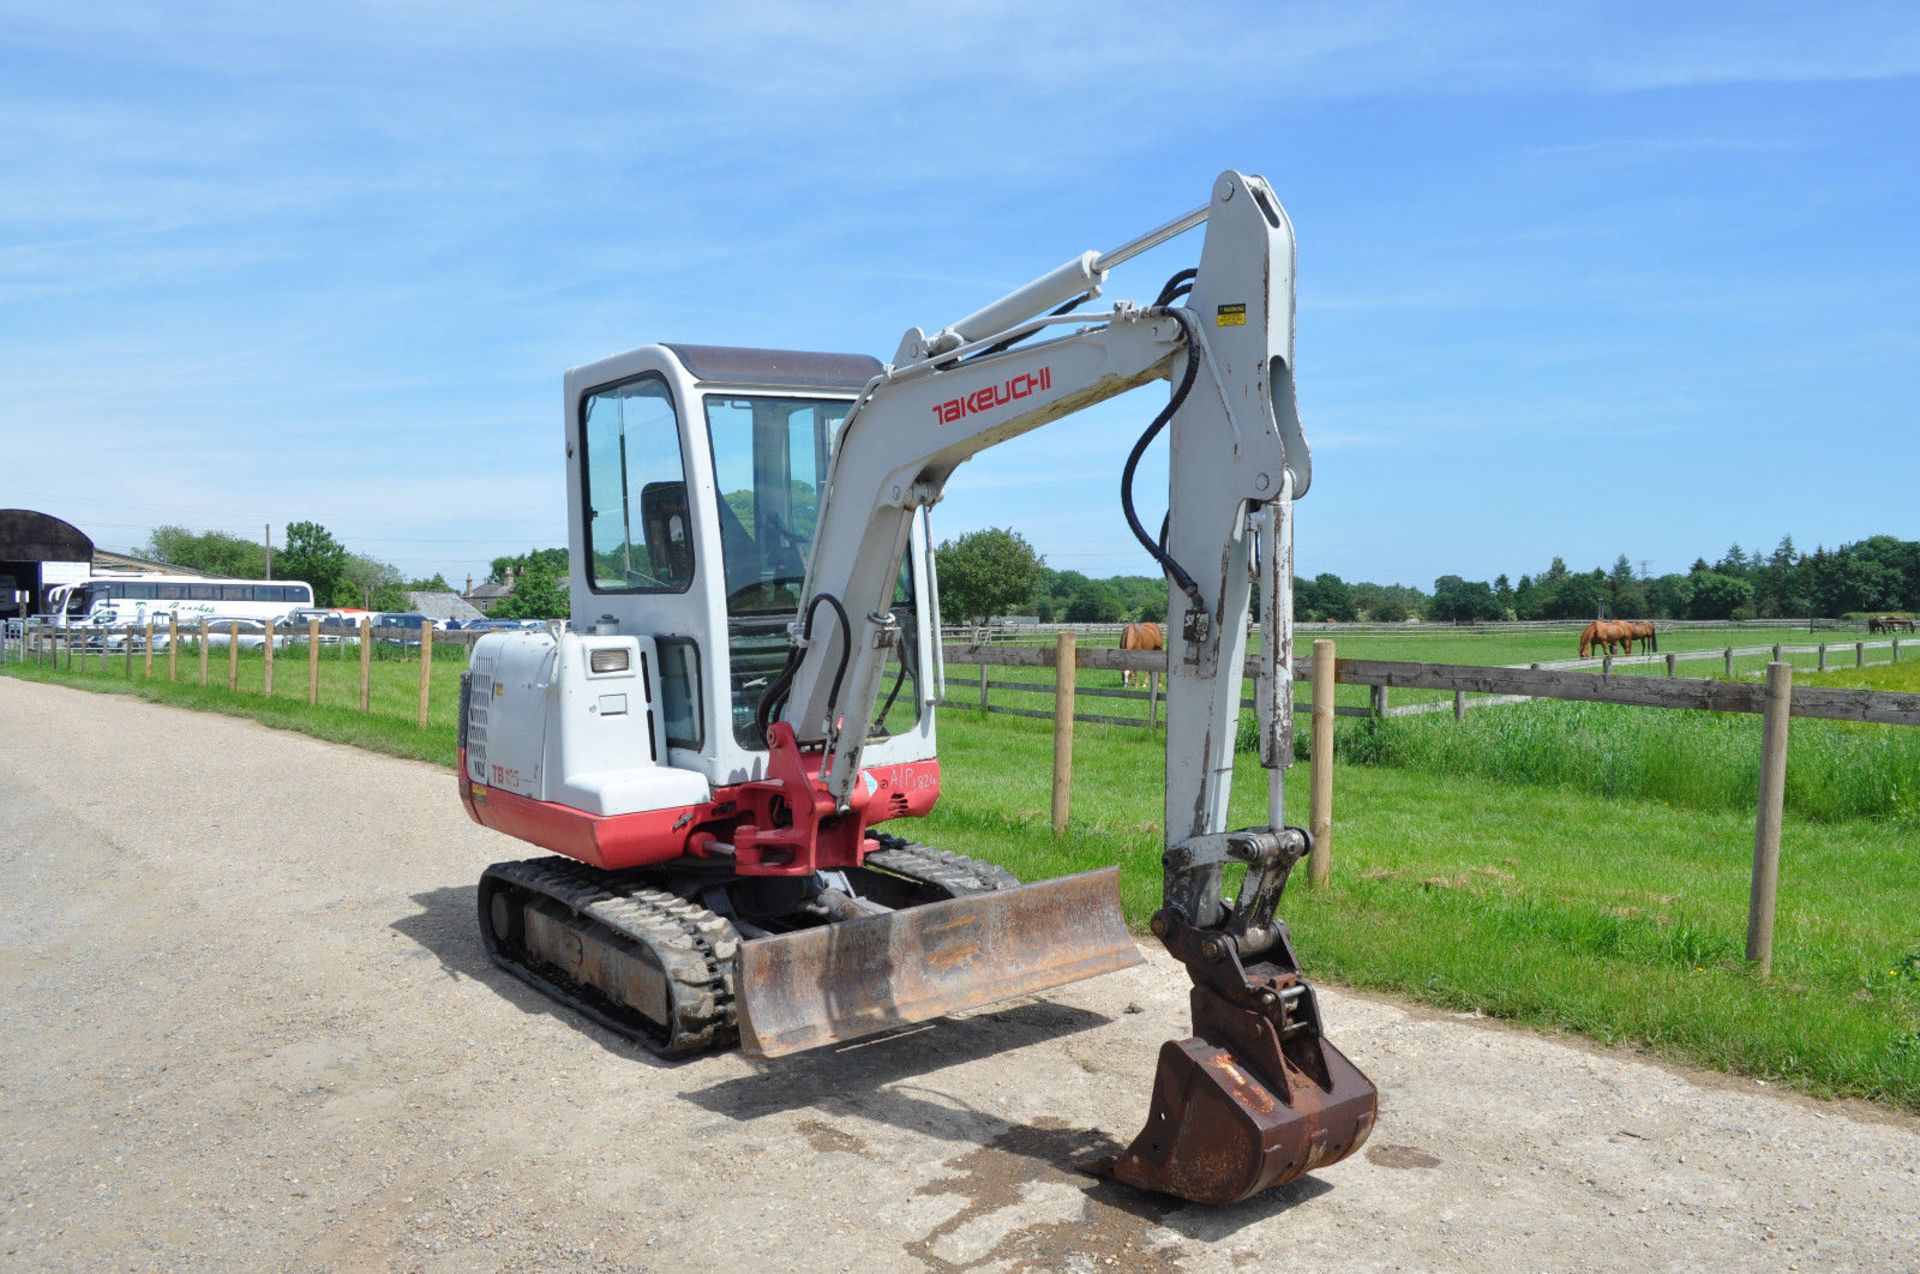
457;170;1377;1205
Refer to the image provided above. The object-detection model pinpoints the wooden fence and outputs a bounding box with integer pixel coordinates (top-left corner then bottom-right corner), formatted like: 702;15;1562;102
13;619;1917;974
943;616;1875;643
10;618;490;728
940;637;1907;728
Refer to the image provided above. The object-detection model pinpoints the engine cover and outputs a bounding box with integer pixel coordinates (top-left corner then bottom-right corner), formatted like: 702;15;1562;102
465;629;710;816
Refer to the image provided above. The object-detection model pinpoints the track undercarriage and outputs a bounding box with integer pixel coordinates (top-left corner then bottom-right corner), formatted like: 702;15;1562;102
477;839;1140;1058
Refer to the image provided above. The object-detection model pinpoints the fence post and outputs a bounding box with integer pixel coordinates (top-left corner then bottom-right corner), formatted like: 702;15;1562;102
1148;670;1161;729
1309;639;1334;888
168;617;179;682
1817;643;1827;672
1855;640;1865;668
1602;653;1613;677
1664;652;1676;677
123;625;133;677
143;624;154;678
1772;643;1782;665
227;622;239;690
1896;636;1903;663
1369;684;1388;719
417;621;434;727
199;620;209;686
1051;630;1075;835
978;659;988;711
1452;689;1465;720
308;619;320;705
359;618;372;713
1724;647;1734;678
1746;662;1793;978
263;620;276;697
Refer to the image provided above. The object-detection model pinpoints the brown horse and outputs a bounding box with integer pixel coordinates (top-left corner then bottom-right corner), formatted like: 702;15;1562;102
1578;620;1635;659
1870;615;1916;633
1120;621;1164;688
1628;619;1658;653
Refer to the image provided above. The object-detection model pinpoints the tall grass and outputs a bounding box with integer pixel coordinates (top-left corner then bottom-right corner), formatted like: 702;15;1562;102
1333;696;1920;826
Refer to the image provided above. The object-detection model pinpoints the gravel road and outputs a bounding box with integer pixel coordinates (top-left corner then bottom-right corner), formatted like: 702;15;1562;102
2;677;1915;1271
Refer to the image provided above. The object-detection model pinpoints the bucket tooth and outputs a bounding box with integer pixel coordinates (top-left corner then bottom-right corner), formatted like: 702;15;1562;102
737;867;1142;1058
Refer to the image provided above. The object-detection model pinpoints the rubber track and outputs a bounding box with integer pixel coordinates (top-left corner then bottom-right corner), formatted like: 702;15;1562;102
480;857;740;1058
866;839;1020;896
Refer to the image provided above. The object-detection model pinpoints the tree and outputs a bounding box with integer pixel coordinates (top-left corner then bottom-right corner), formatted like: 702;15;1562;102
408;572;453;592
142;525;266;578
1686;571;1754;620
339;552;404;610
1607;554;1647;618
1429;575;1501;622
490;548;568;584
1063;577;1122;623
1647;573;1693;619
278;521;347;606
1553;571;1606;620
491;561;569;620
934;528;1044;626
1493;574;1514;617
1298;573;1356;622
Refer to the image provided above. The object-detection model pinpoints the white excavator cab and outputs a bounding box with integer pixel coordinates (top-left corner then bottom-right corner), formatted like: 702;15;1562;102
562;345;939;783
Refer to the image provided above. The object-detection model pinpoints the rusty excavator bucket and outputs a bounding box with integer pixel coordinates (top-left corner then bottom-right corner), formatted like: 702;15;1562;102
1089;827;1378;1205
737;867;1144;1058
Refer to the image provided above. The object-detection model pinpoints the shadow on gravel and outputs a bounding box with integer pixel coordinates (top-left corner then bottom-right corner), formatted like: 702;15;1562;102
390;884;675;1066
687;999;1111;1123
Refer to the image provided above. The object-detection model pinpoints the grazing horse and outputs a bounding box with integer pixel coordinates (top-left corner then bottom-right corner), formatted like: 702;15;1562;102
1870;615;1916;633
1578;620;1635;659
1120;621;1164;688
1629;620;1658;653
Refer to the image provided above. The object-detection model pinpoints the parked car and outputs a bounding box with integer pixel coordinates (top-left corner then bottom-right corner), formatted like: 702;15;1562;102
288;607;350;644
370;611;433;647
197;617;291;650
104;624;171;653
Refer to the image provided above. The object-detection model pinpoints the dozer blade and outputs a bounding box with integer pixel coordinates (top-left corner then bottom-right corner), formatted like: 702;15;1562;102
737;866;1143;1058
1090;986;1378;1205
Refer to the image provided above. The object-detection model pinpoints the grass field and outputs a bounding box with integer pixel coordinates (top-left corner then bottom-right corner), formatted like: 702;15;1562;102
918;708;1920;1111
8;630;1916;1110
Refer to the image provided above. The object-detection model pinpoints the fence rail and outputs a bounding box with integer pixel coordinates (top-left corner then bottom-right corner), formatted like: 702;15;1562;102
942;616;1878;643
938;636;1908;729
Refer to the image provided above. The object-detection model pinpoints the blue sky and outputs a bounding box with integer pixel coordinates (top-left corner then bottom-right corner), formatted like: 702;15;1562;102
4;2;1916;589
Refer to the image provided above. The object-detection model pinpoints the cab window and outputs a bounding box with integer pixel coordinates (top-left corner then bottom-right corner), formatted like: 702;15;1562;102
581;375;693;593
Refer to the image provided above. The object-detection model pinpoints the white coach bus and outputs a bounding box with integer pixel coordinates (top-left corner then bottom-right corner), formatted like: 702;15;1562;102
47;575;315;629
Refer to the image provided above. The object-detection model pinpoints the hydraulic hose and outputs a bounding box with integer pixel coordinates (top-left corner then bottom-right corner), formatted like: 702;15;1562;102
1121;295;1206;613
753;592;854;742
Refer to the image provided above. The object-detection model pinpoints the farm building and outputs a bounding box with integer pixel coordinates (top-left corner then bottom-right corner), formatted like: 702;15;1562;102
408;591;484;625
1;509;92;619
1;509;225;619
462;567;515;615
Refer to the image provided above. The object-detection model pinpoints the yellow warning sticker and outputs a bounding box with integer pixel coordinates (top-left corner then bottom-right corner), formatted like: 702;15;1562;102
1216;303;1247;327
470;782;487;801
